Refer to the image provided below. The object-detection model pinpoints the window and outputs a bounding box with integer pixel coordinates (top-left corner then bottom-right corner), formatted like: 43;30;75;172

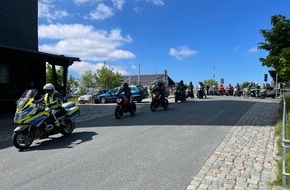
0;64;9;84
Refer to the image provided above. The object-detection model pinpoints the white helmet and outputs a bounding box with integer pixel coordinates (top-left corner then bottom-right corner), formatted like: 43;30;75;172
43;83;55;92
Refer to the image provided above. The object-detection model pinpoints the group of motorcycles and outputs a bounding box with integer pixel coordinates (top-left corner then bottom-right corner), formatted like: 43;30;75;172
12;82;279;150
113;90;169;119
243;86;279;99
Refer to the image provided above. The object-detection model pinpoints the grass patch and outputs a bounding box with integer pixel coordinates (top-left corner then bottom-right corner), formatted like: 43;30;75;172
271;92;290;188
67;97;78;103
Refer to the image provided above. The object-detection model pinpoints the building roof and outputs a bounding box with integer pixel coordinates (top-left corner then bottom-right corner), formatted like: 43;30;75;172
0;45;80;66
121;74;175;86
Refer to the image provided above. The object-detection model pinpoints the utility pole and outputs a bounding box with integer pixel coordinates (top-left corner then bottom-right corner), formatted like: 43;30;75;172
138;64;140;84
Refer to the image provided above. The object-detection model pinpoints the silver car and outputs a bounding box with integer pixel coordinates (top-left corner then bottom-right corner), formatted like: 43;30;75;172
78;89;108;104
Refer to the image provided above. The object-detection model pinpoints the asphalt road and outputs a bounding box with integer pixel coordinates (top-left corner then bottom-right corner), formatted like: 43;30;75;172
0;96;278;190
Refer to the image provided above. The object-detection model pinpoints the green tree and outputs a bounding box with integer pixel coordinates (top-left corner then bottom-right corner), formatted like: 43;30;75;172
67;74;79;93
258;14;290;82
203;79;218;87
96;65;121;89
79;69;98;94
241;82;251;89
46;64;63;84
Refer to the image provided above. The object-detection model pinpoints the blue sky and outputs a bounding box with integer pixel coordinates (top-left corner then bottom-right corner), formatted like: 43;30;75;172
38;0;290;86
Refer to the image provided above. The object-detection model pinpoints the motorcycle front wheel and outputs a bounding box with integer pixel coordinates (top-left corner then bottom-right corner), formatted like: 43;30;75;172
163;99;169;110
114;107;123;119
12;130;34;150
129;103;136;115
150;102;157;112
61;120;75;135
243;92;250;98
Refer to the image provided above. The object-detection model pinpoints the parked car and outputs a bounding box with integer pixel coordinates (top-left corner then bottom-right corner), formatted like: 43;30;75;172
78;89;108;104
95;87;121;104
131;85;149;102
95;85;149;104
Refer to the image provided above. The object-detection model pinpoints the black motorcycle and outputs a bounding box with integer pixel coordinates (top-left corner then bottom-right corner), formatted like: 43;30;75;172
150;92;169;112
114;96;136;119
174;89;186;103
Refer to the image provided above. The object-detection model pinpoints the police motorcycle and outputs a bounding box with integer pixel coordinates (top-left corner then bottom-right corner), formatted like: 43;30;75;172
114;95;136;119
150;91;169;112
12;89;80;150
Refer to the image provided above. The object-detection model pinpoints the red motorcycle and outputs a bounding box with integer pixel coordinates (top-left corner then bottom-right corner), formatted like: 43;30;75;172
114;95;136;119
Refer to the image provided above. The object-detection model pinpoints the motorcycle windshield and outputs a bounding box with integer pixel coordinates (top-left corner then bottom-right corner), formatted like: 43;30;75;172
17;89;38;110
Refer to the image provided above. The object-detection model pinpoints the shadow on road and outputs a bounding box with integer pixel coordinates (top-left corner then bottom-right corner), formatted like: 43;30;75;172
18;131;98;152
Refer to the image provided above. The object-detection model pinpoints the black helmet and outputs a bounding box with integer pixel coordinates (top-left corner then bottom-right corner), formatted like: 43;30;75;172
180;80;183;84
158;81;163;87
123;83;128;88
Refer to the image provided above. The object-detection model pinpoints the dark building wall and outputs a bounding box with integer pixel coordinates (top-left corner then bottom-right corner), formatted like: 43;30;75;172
0;0;38;50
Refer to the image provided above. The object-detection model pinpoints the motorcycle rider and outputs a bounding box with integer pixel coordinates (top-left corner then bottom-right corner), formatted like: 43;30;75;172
117;83;132;104
198;82;207;98
188;81;194;97
177;80;186;98
42;83;66;126
151;81;166;102
234;83;241;96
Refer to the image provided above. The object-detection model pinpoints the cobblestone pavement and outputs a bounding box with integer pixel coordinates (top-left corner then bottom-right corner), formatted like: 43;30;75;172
186;101;283;190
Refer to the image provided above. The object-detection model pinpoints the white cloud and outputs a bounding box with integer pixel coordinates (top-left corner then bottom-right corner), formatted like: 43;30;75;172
74;0;104;5
169;46;198;60
38;23;135;61
112;0;125;10
146;0;165;6
89;3;114;20
69;61;129;77
38;0;69;23
248;47;259;53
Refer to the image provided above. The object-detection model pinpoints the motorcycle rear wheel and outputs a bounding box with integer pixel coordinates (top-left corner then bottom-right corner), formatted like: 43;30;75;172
114;107;123;119
12;130;34;150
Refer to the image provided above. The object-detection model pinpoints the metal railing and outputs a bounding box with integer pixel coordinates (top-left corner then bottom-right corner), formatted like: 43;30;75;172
282;90;290;186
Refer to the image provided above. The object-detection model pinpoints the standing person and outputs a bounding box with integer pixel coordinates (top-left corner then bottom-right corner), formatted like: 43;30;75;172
206;84;210;96
188;81;194;98
199;82;207;98
42;83;66;126
117;83;132;104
